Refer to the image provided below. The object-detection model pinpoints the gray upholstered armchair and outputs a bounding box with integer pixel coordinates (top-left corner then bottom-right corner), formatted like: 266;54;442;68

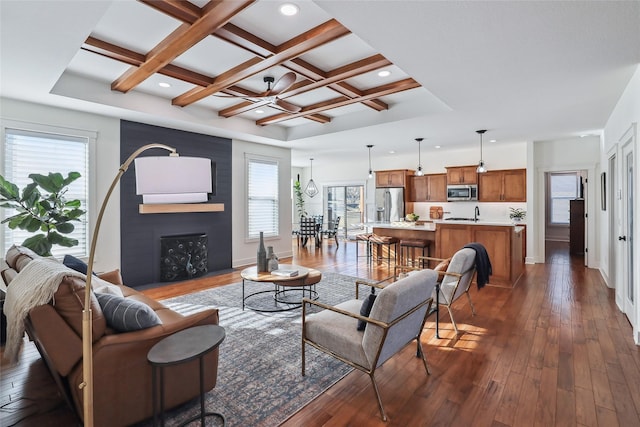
418;247;477;336
301;269;438;421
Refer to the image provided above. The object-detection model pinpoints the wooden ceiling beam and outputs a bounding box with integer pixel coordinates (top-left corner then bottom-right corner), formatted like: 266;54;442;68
141;3;388;113
111;0;254;93
172;19;350;106
256;78;420;125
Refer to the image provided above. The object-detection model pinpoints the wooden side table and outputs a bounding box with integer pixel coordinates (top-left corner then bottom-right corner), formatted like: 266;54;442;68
148;325;226;426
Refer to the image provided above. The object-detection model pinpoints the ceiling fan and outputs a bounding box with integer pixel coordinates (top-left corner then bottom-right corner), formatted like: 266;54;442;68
216;72;301;113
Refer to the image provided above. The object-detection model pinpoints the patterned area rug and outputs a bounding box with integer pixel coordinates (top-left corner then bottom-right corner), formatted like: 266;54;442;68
141;272;366;427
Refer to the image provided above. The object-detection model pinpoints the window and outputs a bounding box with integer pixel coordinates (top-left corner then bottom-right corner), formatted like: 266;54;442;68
2;124;92;257
548;172;579;224
247;155;279;239
325;185;364;238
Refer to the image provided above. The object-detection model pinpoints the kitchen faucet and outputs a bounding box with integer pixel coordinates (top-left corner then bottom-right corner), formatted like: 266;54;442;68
474;206;480;222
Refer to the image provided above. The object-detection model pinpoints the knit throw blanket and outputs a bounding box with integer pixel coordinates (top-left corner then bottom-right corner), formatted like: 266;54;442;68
3;258;84;363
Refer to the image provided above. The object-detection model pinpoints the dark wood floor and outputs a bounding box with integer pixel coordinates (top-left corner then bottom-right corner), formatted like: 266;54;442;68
2;239;639;426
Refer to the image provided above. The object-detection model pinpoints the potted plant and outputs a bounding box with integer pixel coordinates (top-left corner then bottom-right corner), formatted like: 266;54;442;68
0;172;86;256
293;179;307;218
509;207;526;222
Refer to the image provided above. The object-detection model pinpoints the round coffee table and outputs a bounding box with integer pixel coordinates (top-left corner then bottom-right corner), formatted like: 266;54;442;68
241;264;322;312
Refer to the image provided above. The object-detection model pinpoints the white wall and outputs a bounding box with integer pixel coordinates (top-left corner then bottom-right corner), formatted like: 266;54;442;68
0;98;121;272
601;64;640;342
232;139;292;268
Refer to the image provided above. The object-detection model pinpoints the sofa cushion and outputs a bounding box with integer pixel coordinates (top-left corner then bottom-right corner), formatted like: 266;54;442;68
5;245;40;272
95;293;162;332
54;275;107;342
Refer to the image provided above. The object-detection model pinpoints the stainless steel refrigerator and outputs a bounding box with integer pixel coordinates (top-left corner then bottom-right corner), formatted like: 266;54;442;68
374;187;405;222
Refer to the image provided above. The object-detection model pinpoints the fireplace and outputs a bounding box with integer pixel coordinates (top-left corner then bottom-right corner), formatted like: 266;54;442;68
160;233;208;281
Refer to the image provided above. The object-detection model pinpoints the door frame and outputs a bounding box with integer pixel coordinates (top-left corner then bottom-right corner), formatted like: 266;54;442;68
617;123;637;342
536;164;596;266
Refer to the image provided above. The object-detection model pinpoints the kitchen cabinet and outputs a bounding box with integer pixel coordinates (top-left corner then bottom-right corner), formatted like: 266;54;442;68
436;223;523;287
570;199;585;255
409;174;447;202
446;165;478;185
478;168;526;202
376;169;412;188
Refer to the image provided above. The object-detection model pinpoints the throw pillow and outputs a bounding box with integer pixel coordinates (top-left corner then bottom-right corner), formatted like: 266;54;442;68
357;290;377;331
95;293;161;332
91;276;124;297
63;254;96;276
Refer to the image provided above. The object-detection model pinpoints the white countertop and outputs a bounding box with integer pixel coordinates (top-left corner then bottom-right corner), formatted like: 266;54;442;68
362;219;520;230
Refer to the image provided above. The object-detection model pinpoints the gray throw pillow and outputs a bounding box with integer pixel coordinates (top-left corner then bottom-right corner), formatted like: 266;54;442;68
95;293;161;332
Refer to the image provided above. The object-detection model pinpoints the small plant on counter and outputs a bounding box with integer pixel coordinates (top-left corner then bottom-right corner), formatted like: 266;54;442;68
509;207;526;221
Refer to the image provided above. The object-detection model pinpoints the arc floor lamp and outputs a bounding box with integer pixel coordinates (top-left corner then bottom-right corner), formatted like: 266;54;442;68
80;143;211;426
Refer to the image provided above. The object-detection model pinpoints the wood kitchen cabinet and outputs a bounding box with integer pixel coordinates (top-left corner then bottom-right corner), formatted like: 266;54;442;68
478;168;526;202
409;174;447;202
375;169;413;188
436;223;523;287
446;165;478;185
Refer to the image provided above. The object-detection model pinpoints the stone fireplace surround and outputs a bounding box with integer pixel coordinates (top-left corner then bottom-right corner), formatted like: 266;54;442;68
120;120;232;288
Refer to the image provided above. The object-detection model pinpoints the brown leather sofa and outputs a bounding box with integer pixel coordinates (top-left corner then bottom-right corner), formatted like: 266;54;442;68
1;246;220;427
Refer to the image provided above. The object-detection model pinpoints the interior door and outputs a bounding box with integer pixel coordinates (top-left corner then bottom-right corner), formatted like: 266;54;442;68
621;142;635;329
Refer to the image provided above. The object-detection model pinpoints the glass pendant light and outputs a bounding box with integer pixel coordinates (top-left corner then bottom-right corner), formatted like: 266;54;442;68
305;158;319;197
476;130;488;173
415;138;424;176
367;144;374;179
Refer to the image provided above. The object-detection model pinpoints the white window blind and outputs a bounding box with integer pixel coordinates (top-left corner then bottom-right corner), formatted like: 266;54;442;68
247;156;279;239
549;173;578;225
3;127;89;257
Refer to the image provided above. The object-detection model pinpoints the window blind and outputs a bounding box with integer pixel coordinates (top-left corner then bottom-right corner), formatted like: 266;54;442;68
3;128;89;257
247;157;279;239
549;173;578;225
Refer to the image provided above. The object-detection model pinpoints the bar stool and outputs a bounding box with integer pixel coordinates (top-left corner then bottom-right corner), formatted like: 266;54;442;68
399;239;430;268
355;233;372;263
369;234;399;265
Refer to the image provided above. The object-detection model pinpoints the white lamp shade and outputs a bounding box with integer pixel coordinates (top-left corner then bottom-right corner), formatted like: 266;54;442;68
135;156;212;203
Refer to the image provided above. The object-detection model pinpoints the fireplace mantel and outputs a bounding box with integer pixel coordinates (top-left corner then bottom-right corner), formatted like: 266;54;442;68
139;203;225;214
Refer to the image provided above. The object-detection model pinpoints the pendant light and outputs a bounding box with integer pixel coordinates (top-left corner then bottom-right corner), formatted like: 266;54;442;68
305;158;319;197
476;129;488;173
367;144;374;179
415;138;424;176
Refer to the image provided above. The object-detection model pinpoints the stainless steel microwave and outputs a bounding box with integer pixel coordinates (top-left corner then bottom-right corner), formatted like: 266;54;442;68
447;184;478;201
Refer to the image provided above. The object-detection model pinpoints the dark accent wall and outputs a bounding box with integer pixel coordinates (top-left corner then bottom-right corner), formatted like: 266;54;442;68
120;120;232;288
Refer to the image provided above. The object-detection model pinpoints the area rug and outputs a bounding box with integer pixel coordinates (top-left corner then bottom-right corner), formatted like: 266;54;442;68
141;272;367;427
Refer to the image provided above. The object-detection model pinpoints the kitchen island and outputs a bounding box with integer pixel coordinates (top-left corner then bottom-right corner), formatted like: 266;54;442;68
370;220;524;287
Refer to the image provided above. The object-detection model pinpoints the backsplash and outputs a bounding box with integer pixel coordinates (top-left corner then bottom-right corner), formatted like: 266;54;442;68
412;201;527;222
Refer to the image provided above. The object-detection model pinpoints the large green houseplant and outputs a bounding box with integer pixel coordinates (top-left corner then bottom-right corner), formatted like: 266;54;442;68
0;172;86;256
293;179;307;218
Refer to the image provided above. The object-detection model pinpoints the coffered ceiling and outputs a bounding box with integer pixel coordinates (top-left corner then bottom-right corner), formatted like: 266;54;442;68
1;1;639;166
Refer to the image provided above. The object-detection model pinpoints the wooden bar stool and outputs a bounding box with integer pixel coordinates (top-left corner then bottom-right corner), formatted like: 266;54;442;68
399;239;430;268
369;234;399;265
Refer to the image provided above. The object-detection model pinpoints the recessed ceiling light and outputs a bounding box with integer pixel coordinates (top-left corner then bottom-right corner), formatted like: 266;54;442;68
279;3;299;16
490;139;496;143
377;70;391;77
389;150;395;154
158;82;171;88
255;109;264;114
580;134;587;138
435;145;441;149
